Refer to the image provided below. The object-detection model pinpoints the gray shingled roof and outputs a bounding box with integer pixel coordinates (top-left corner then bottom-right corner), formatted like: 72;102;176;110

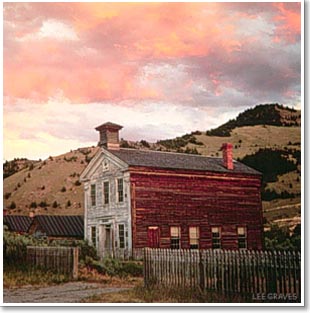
34;215;84;237
109;148;261;175
4;215;33;233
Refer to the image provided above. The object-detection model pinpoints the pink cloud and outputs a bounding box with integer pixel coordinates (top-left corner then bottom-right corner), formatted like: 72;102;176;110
4;2;301;105
273;2;301;43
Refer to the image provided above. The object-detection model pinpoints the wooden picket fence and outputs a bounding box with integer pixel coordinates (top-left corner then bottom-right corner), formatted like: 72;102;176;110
143;249;301;301
27;246;79;278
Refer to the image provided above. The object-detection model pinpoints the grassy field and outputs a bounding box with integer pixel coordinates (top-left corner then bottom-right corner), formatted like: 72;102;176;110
81;283;250;303
3;264;71;288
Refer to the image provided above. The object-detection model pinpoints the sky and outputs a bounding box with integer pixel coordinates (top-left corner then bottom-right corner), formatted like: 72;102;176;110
3;2;301;161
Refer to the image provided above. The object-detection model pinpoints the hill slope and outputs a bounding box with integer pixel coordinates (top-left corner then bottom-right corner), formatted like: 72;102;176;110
206;103;300;137
3;147;99;216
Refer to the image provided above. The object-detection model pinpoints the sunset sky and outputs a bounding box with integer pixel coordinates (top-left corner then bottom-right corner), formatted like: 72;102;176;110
3;2;301;161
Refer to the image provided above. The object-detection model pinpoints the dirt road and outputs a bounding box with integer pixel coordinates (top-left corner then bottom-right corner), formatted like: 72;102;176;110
3;281;131;303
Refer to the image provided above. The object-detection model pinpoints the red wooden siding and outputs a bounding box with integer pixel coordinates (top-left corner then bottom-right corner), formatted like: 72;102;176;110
129;166;263;250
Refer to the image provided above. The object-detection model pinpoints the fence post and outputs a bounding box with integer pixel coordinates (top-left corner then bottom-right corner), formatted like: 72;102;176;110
199;250;205;292
72;247;79;279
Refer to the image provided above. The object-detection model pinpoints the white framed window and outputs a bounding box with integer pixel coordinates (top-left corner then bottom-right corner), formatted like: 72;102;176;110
90;184;96;206
189;226;199;249
117;178;124;202
103;181;109;205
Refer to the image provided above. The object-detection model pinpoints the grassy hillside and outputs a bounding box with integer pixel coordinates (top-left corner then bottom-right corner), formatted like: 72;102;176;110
3;147;99;216
206;103;300;137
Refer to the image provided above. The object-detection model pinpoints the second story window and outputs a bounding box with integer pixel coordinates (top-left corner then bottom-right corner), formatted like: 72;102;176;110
103;181;109;205
90;184;96;206
211;227;221;249
189;226;199;249
117;178;124;202
170;226;181;249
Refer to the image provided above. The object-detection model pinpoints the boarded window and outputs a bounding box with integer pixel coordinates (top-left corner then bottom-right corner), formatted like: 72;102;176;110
103;181;109;205
170;226;181;249
211;227;221;249
90;184;96;206
117;178;124;202
147;226;160;248
237;226;247;249
102;159;109;171
189;226;199;249
118;224;125;249
91;226;96;246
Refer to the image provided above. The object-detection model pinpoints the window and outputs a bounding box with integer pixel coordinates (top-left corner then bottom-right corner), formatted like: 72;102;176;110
90;184;96;206
237;226;247;249
91;226;96;246
211;227;221;249
170;226;181;249
189;226;199;249
118;224;125;249
103;181;109;204
117;178;124;202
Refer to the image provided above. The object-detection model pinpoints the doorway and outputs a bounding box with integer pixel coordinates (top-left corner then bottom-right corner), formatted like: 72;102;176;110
147;226;160;248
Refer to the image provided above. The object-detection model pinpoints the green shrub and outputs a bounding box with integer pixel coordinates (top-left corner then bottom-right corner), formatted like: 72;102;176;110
240;148;297;184
9;201;16;209
39;201;48;208
264;224;301;251
30;202;37;208
120;261;143;277
140;140;150;148
84;257;143;278
4;192;11;200
3;229;39;265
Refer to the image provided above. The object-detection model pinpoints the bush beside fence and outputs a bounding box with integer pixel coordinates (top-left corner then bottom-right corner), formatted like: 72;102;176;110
143;248;301;302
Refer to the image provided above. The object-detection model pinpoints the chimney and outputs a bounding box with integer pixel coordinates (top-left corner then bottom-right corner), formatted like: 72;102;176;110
221;143;234;170
95;122;123;150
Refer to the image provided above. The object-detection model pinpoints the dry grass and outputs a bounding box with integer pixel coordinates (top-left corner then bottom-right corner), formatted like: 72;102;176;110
4;263;141;290
3;146;99;215
82;283;250;303
194;125;300;158
263;197;301;231
78;266;142;288
3;264;71;289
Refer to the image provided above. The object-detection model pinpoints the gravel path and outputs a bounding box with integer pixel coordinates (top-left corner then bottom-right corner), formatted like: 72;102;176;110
3;282;131;303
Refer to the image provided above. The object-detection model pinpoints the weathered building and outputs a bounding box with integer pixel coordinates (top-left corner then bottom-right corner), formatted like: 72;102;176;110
28;215;84;240
80;122;263;258
4;215;33;234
